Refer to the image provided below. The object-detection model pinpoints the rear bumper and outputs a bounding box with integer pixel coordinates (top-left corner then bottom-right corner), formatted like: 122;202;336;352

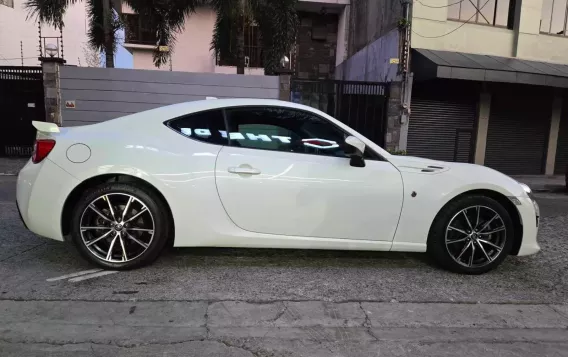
17;159;79;241
15;198;28;230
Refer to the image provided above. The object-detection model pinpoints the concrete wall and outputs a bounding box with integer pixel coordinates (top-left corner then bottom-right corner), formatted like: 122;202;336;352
59;66;279;126
295;11;339;79
347;0;402;57
0;0;88;67
336;28;400;82
412;0;568;64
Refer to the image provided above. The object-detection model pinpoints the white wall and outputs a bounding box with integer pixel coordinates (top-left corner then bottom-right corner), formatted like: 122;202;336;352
411;0;568;64
0;0;89;66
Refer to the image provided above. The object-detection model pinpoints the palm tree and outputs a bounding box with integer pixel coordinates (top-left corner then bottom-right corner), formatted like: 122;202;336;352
130;0;299;74
25;0;122;68
211;0;298;74
26;0;298;74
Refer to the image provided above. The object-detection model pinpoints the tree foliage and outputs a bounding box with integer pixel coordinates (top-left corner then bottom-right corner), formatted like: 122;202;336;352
25;0;299;74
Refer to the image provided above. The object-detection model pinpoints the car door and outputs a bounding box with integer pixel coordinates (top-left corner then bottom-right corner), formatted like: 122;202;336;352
214;106;404;241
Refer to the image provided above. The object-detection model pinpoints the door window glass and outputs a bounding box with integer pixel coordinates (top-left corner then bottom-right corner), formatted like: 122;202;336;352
226;107;380;159
166;109;227;145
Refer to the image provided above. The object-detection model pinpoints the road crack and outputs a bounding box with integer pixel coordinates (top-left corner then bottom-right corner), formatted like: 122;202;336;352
271;301;288;323
359;302;379;342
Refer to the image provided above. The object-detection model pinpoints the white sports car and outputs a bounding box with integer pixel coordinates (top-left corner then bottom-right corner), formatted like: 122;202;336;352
16;98;540;274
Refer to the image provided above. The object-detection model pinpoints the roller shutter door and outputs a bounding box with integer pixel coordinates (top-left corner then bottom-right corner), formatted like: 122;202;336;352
554;100;568;174
485;91;551;175
408;82;477;162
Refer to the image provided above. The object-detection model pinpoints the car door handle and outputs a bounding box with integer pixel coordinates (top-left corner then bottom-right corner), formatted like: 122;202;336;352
228;167;261;175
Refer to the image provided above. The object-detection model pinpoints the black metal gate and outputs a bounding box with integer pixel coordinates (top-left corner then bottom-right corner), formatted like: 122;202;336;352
0;66;45;157
290;79;388;146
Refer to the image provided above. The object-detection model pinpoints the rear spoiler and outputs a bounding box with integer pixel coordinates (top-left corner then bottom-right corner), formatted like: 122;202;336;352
32;121;60;133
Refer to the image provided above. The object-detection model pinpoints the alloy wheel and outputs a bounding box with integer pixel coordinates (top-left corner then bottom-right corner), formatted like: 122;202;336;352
445;205;507;268
79;193;155;263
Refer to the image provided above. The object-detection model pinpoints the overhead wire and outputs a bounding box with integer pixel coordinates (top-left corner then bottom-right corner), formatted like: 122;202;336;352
411;0;493;38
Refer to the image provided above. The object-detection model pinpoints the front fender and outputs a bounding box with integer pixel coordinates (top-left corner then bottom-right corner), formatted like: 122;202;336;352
391;164;526;251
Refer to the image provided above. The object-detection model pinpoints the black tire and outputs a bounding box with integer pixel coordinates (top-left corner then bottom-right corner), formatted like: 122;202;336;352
70;182;171;270
427;195;514;274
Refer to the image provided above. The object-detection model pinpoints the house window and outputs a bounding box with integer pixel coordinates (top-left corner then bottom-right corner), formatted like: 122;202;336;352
217;23;263;68
0;0;14;8
447;0;515;29
540;0;568;35
123;14;157;45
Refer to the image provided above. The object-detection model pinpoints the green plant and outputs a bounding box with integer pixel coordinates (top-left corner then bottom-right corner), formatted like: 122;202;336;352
388;149;407;156
398;18;410;29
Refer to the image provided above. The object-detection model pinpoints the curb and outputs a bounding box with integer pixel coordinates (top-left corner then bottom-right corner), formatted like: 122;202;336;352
0;173;18;176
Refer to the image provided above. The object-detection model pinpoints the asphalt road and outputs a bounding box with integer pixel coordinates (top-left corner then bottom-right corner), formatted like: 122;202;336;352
1;175;568;356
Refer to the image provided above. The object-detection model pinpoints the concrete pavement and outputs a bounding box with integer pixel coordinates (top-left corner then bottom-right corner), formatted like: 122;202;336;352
2;175;568;356
2;300;568;356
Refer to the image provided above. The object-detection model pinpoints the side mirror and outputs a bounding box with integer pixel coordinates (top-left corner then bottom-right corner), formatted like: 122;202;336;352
345;136;366;167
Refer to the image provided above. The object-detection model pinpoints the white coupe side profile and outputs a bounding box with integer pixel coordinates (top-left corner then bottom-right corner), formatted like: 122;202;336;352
16;98;540;274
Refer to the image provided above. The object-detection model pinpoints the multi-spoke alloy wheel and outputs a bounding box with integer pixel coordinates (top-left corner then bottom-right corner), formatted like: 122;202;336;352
445;205;506;268
428;195;513;274
71;183;170;270
80;193;155;263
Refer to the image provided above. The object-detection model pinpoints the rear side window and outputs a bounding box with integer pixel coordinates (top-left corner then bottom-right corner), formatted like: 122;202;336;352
166;109;227;145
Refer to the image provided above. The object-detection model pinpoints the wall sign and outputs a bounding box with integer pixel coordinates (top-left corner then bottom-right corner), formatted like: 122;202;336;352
65;100;76;109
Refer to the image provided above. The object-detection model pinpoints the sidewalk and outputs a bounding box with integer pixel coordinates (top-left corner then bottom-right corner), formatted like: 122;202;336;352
513;175;566;193
0;158;28;176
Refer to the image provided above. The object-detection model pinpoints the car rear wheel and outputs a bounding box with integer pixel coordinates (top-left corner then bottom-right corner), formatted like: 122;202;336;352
427;195;514;274
70;182;170;270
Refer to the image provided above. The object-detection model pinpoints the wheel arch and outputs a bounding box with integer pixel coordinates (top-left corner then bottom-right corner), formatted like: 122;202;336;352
61;174;175;242
429;189;523;256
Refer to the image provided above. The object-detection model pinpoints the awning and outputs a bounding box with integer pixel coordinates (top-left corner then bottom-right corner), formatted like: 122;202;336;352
412;48;568;88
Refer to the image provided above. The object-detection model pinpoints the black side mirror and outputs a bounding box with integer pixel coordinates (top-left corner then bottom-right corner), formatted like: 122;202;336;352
345;136;366;168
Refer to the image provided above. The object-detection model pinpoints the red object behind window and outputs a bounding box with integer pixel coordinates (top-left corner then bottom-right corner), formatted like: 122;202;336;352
32;139;56;164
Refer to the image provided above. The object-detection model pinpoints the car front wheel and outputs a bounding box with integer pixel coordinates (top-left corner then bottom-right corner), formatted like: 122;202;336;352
70;182;170;270
427;195;514;274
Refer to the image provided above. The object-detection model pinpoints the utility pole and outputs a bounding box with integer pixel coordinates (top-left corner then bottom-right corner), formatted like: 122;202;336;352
399;0;413;149
20;41;24;66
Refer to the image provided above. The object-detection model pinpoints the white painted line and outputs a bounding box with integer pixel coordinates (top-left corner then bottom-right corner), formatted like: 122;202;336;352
69;270;118;282
46;269;102;282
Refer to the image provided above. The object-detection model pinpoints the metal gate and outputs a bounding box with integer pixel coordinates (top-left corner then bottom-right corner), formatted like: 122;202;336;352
407;81;478;162
290;79;388;146
0;66;45;157
485;88;551;175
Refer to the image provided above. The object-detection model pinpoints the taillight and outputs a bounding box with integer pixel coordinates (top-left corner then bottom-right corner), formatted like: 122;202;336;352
32;139;56;164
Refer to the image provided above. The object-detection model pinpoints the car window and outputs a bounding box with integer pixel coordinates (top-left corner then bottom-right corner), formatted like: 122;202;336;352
225;107;381;160
166;109;227;145
226;107;350;158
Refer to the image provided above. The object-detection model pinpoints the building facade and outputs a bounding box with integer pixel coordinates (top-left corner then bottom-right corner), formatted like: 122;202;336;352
0;0;89;67
338;0;568;175
122;0;350;78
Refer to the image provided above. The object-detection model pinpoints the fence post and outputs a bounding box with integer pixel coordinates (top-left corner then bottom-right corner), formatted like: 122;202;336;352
39;57;65;126
275;68;294;101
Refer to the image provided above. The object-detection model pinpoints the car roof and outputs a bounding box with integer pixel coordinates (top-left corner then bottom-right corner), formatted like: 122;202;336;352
133;98;327;123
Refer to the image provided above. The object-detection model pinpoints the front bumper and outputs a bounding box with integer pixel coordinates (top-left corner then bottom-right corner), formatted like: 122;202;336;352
514;195;540;256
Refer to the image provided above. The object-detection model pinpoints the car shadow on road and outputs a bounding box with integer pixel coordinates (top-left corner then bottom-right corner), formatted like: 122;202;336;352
161;246;435;269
